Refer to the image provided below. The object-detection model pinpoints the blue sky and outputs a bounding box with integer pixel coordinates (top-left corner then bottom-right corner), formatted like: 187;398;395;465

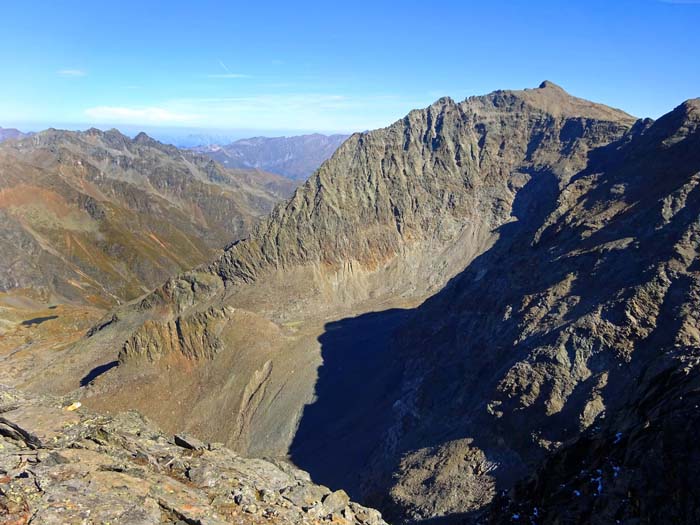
1;0;699;137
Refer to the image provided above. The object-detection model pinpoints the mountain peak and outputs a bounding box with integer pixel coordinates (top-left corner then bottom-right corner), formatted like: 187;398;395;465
645;97;700;143
431;95;456;107
133;131;156;144
538;79;565;91
502;81;637;123
681;97;700;115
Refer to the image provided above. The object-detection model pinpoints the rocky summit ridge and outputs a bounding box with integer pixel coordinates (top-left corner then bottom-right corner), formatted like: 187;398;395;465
147;80;636;315
4;82;699;524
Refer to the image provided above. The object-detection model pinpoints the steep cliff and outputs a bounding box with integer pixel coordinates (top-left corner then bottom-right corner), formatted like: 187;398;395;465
360;98;700;522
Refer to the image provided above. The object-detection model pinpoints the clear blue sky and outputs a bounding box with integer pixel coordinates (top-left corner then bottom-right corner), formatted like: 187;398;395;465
1;0;698;136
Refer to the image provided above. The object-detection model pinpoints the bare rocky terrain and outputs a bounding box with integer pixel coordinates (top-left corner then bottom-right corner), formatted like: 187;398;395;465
0;128;295;407
0;127;295;307
2;82;699;524
0;385;386;524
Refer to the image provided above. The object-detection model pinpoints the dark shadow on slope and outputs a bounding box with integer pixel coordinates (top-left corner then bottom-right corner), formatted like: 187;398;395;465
290;308;412;497
21;315;58;326
291;115;700;524
80;360;119;386
410;513;483;525
290;167;563;506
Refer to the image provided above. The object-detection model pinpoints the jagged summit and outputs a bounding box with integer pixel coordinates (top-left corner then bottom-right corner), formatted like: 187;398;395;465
687;97;700;108
679;97;700;119
457;81;636;124
133;130;158;145
538;79;565;90
430;95;456;107
514;81;636;122
635;97;700;147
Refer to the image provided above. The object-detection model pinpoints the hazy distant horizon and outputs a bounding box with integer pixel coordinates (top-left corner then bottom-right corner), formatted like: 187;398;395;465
1;121;355;147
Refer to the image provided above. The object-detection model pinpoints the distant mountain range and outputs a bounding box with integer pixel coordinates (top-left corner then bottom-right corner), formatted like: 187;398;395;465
0;126;32;142
0;127;295;307
192;133;350;180
1;128;348;181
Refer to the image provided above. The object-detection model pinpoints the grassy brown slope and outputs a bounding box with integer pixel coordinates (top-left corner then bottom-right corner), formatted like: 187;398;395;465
0;129;294;306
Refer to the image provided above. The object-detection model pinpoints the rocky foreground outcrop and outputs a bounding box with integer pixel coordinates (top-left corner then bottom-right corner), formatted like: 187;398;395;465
0;385;386;525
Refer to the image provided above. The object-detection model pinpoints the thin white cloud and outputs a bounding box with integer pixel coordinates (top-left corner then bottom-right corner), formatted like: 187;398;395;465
84;106;200;124
81;91;427;130
207;73;251;79
209;59;250;79
160;93;425;130
58;69;87;77
218;60;231;73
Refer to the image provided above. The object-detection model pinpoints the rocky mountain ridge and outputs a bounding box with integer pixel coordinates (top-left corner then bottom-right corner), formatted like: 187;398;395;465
7;83;699;524
0;127;295;397
0;127;295;306
139;81;637;318
360;95;700;522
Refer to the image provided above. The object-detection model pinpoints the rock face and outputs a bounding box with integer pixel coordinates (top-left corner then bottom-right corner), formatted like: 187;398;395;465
193;133;350;180
0;128;295;306
0;385;386;525
147;81;635;316
359;97;700;522
487;345;700;525
10;84;700;524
